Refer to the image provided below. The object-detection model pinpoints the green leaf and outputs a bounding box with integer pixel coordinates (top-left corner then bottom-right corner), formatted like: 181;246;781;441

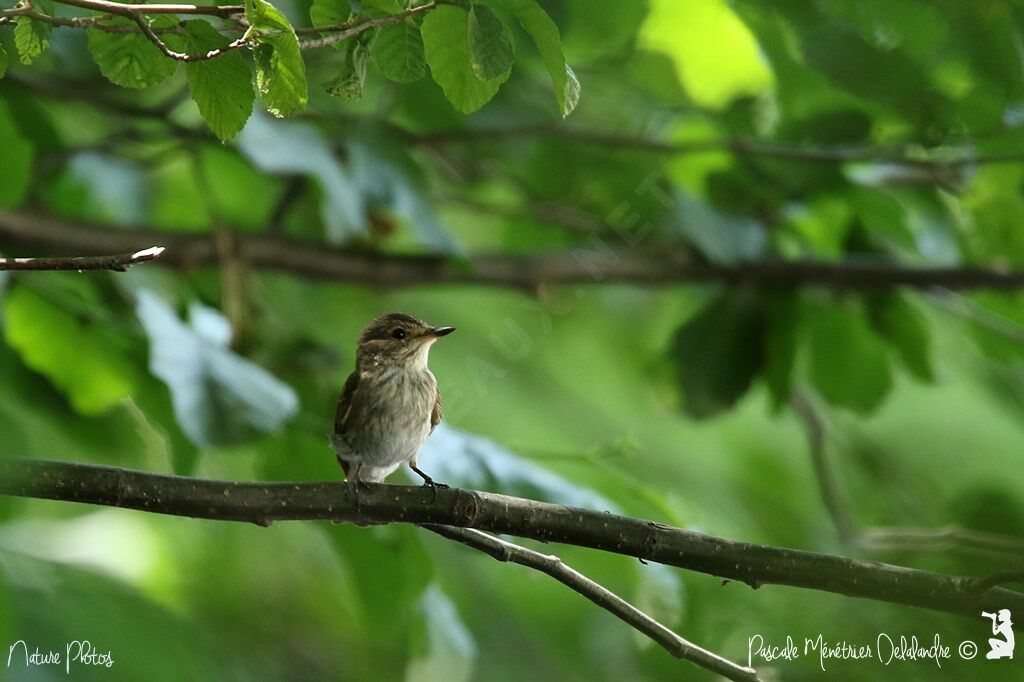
135;290;299;446
638;0;773;109
181;21;255;142
87;18;178;88
420;425;615;508
248;0;308;117
808;302;893;413
235;113;365;241
633;564;683;650
406;586;476;682
310;0;351;27
0;45;9;78
468;4;513;80
3;285;134;415
762;292;801;412
14;2;51;65
371;20;426;83
494;0;579;116
326;525;434;639
676;192;767;264
670;291;766;418
0;99;34;209
421;5;509;114
325;41;368;100
869;292;935;382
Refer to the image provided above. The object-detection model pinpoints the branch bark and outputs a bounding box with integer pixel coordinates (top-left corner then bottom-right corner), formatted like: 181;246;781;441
4;212;1024;290
2;458;1021;619
416;125;1024;169
423;525;761;681
0;246;164;271
2;0;435;55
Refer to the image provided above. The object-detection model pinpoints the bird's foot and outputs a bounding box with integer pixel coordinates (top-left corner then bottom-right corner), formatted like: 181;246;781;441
410;465;449;501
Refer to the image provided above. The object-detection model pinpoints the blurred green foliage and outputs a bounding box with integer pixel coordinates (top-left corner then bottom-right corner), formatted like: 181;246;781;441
1;0;1024;680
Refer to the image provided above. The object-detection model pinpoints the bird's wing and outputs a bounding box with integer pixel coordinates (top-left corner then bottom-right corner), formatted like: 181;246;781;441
430;388;442;434
334;370;360;437
333;371;360;477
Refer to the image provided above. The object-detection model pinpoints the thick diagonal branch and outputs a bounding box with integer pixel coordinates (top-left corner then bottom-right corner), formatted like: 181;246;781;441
1;458;1021;619
423;525;761;681
3;212;1024;290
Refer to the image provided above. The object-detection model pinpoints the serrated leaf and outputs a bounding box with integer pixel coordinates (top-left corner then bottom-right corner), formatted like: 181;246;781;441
371;20;426;83
0;44;9;78
808;303;893;413
3;285;133;415
14;15;51;65
422;5;509;114
87;18;178;88
495;0;578;116
182;20;254;141
325;41;368;100
670;291;766;418
247;0;307;117
468;4;513;80
0;99;34;209
135;290;299;446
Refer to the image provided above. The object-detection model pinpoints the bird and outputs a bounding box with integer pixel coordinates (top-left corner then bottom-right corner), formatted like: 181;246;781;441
330;313;455;488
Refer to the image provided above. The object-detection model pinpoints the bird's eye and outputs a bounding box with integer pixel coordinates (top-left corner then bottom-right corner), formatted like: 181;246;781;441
391;328;406;340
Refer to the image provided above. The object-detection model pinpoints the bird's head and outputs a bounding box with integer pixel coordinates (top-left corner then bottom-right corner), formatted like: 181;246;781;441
356;312;455;371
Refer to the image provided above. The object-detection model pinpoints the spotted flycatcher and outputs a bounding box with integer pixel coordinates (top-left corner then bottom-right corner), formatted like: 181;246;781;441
331;313;455;487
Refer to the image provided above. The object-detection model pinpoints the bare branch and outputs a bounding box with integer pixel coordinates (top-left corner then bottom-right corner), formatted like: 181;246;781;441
4;211;1024;291
424;524;761;681
857;526;1024;558
793;391;1024;559
49;0;243;17
296;2;435;50
2;0;436;55
130;13;250;62
415;125;1024;170
1;458;1022;619
971;569;1024;594
0;246;164;271
792;391;858;542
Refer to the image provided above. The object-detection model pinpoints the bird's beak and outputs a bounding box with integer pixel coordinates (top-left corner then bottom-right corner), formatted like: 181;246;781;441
426;326;456;338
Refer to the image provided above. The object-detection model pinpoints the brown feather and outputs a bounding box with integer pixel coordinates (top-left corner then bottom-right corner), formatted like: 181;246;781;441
334;371;360;476
430;389;442;434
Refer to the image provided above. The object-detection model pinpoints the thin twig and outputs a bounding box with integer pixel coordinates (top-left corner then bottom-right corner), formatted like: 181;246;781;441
130;13;250;62
296;2;435;50
857;526;1024;558
971;569;1024;594
415;125;1024;169
792;391;1024;559
2;458;1022;618
49;0;243;17
4;212;1024;290
792;391;857;541
0;246;164;271
1;0;435;56
423;524;761;681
